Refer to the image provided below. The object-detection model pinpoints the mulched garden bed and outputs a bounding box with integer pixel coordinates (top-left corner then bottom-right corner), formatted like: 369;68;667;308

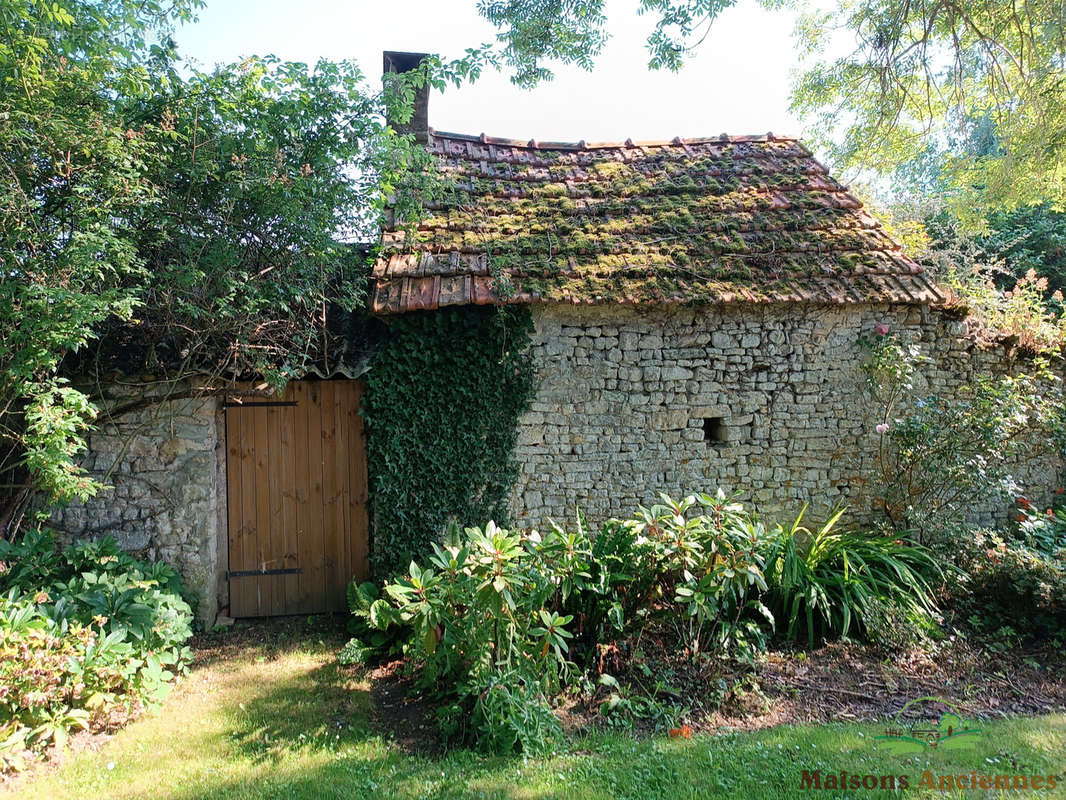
365;637;1066;753
740;640;1066;727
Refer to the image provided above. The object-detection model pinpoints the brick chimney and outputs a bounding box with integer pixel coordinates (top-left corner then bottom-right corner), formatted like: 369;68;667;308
383;50;430;143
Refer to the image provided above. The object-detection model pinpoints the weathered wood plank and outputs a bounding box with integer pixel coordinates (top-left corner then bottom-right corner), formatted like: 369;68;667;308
238;400;259;616
348;382;369;584
280;382;300;613
304;381;327;612
333;381;353;603
320;381;343;611
225;408;249;616
283;381;304;614
265;402;284;615
224;379;369;617
252;402;272;616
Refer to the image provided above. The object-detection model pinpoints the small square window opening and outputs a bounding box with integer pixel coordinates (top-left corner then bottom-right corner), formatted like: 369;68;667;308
703;417;725;444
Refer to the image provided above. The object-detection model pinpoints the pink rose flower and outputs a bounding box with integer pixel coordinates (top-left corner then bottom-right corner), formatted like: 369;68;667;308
875;423;889;434
874;324;890;336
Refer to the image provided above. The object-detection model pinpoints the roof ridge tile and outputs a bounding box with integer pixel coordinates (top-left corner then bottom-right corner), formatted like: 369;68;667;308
429;128;802;150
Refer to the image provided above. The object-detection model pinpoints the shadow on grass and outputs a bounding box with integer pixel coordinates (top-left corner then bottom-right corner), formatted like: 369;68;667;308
226;659;374;765
151;641;577;800
58;622;1066;800
189;615;350;668
145;640;804;800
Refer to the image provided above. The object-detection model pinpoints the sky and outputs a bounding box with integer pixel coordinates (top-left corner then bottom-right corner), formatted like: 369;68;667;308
173;0;807;144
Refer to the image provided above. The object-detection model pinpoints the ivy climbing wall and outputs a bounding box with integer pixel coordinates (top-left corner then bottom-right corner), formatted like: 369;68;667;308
362;307;535;578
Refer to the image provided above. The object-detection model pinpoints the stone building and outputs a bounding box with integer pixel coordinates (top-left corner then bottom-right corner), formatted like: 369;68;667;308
369;75;1058;527
52;52;1059;624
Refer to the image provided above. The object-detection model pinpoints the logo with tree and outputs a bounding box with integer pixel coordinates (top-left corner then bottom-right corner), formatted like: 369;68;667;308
874;697;983;754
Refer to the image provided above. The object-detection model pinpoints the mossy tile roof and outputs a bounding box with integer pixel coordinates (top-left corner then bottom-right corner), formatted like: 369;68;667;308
370;130;943;313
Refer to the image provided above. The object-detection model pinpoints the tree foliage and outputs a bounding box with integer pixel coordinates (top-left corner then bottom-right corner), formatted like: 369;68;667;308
791;0;1066;217
475;0;743;86
980;205;1066;292
860;119;1066;343
96;55;416;385
471;0;1066;216
0;0;199;529
0;0;432;536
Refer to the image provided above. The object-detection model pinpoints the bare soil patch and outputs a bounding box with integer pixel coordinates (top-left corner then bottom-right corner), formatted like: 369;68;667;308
366;659;442;755
558;637;1066;735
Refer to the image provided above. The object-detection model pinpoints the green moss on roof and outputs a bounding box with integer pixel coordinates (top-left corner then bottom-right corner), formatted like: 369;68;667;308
371;132;941;314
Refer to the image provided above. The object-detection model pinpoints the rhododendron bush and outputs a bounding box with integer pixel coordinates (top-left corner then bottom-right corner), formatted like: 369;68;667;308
343;492;940;753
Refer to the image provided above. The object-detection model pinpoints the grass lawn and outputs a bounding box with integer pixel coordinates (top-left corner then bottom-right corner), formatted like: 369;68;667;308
5;620;1065;800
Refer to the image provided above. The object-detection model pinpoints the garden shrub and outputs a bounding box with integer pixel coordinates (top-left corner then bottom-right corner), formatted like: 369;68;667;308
0;530;193;769
348;491;943;752
1015;495;1066;557
951;529;1066;644
859;326;1064;541
344;491;948;752
358;521;576;753
625;492;773;660
760;506;941;647
539;515;651;655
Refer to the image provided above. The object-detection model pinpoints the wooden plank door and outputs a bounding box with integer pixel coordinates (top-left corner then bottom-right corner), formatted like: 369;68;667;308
225;380;368;616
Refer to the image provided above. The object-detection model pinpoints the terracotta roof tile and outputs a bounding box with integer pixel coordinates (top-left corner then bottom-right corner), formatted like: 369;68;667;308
371;129;944;313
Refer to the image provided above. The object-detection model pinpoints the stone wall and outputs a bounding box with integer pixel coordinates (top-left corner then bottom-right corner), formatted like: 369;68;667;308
46;301;1062;623
510;303;1060;529
49;394;223;626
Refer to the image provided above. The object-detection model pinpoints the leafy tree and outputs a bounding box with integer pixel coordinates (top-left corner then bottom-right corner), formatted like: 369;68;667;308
0;0;201;533
981;205;1066;293
865;118;1066;309
790;0;1066;217
476;0;609;86
0;1;434;537
87;55;421;388
855;194;1066;348
474;0;735;85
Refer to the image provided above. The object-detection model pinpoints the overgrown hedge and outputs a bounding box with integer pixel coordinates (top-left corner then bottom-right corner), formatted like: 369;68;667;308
362;306;535;578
